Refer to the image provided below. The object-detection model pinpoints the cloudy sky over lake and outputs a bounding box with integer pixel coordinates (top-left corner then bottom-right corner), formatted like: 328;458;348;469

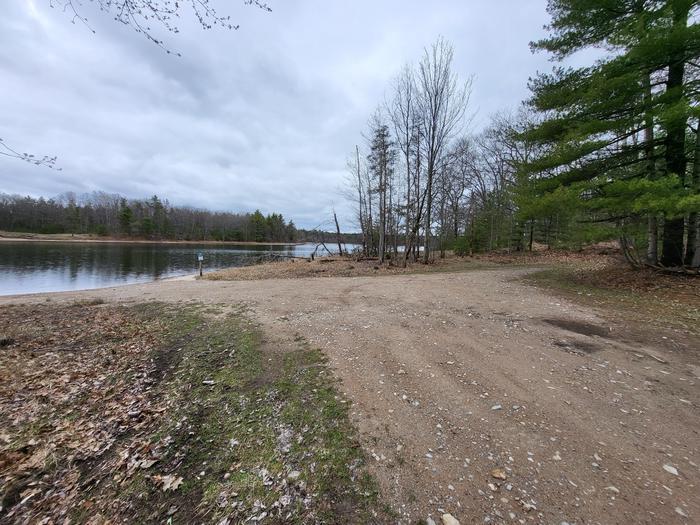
1;1;558;229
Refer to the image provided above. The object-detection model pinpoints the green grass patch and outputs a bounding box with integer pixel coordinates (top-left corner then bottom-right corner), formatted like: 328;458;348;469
75;303;386;524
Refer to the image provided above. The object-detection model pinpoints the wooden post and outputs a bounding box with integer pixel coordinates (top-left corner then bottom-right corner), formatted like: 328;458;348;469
197;252;204;276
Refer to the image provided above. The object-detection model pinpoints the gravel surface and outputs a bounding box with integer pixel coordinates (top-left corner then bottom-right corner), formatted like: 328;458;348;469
2;268;698;524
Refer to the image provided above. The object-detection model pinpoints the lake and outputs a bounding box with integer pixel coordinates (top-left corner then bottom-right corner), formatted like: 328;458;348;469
0;241;345;296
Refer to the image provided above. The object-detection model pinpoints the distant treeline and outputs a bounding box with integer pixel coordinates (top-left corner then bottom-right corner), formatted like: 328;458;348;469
0;192;298;243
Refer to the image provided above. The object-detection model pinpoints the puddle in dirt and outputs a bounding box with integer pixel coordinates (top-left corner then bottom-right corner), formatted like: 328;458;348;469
543;318;611;339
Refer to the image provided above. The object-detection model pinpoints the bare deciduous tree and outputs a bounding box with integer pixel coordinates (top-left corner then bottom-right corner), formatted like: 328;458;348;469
416;37;472;262
388;65;418;267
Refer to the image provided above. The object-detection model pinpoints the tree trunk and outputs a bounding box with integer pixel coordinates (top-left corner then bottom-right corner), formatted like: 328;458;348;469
404;178;427;268
647;216;658;265
378;151;386;264
691;215;700;268
390;171;398;260
413;133;421;264
453;204;459;239
660;0;690;267
439;192;447;259
355;146;367;256
333;210;343;256
642;74;659;265
685;124;700;267
402;160;411;267
423;169;433;264
367;173;374;256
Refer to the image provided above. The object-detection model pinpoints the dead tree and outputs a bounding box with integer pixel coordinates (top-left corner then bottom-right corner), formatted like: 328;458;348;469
333;209;343;256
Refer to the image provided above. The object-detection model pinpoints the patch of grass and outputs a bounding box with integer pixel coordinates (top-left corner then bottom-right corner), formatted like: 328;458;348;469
78;304;387;523
275;343;382;522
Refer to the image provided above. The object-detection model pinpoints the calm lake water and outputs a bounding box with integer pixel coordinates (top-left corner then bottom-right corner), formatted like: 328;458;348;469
0;241;342;296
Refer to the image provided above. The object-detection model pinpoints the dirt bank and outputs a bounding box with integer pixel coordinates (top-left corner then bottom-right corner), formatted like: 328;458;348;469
2;268;698;524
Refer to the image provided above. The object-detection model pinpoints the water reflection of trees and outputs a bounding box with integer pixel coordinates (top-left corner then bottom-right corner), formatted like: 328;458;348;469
0;242;320;293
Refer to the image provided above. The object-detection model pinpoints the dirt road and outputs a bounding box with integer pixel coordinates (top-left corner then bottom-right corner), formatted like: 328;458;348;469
3;269;698;524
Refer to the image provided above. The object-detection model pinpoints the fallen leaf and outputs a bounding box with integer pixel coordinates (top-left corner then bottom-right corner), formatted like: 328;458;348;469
159;475;184;491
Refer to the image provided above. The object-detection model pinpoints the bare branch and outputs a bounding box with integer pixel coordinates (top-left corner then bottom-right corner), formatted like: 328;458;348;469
48;0;272;55
0;138;62;170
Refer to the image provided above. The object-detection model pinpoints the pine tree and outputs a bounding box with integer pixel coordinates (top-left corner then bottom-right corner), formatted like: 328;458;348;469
118;198;133;236
367;118;396;264
250;210;267;242
524;0;699;267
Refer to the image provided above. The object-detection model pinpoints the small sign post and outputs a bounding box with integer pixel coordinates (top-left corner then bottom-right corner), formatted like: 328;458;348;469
197;252;204;277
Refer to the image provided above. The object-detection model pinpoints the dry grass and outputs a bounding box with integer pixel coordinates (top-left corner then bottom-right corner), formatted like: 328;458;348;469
521;253;700;336
202;244;620;282
202;255;481;281
0;231;99;241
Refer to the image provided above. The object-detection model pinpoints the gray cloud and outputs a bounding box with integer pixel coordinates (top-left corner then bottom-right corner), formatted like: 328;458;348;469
1;0;555;229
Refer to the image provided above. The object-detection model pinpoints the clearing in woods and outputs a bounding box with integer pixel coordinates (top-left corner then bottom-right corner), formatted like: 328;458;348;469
0;261;698;524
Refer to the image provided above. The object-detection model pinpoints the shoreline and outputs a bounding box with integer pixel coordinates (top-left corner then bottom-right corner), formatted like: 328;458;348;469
0;271;199;300
0;233;305;246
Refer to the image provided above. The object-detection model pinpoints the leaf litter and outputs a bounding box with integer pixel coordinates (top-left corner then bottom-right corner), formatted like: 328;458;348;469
0;302;386;524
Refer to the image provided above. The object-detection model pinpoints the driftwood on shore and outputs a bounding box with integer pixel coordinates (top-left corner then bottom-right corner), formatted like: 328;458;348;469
310;241;333;261
249;253;307;262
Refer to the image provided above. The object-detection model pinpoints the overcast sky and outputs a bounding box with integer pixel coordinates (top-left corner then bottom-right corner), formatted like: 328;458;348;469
1;0;557;229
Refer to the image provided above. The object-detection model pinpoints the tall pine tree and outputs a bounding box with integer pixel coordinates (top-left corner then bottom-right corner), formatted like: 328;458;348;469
523;0;699;267
367;118;396;264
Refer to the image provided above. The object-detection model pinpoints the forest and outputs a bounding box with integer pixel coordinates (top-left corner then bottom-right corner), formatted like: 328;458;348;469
348;1;699;270
0;192;298;243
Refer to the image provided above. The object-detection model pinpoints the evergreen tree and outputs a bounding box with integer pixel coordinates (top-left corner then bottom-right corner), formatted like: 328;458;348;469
118;198;133;235
250;210;267;242
524;0;700;267
367;118;396;263
149;195;168;238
